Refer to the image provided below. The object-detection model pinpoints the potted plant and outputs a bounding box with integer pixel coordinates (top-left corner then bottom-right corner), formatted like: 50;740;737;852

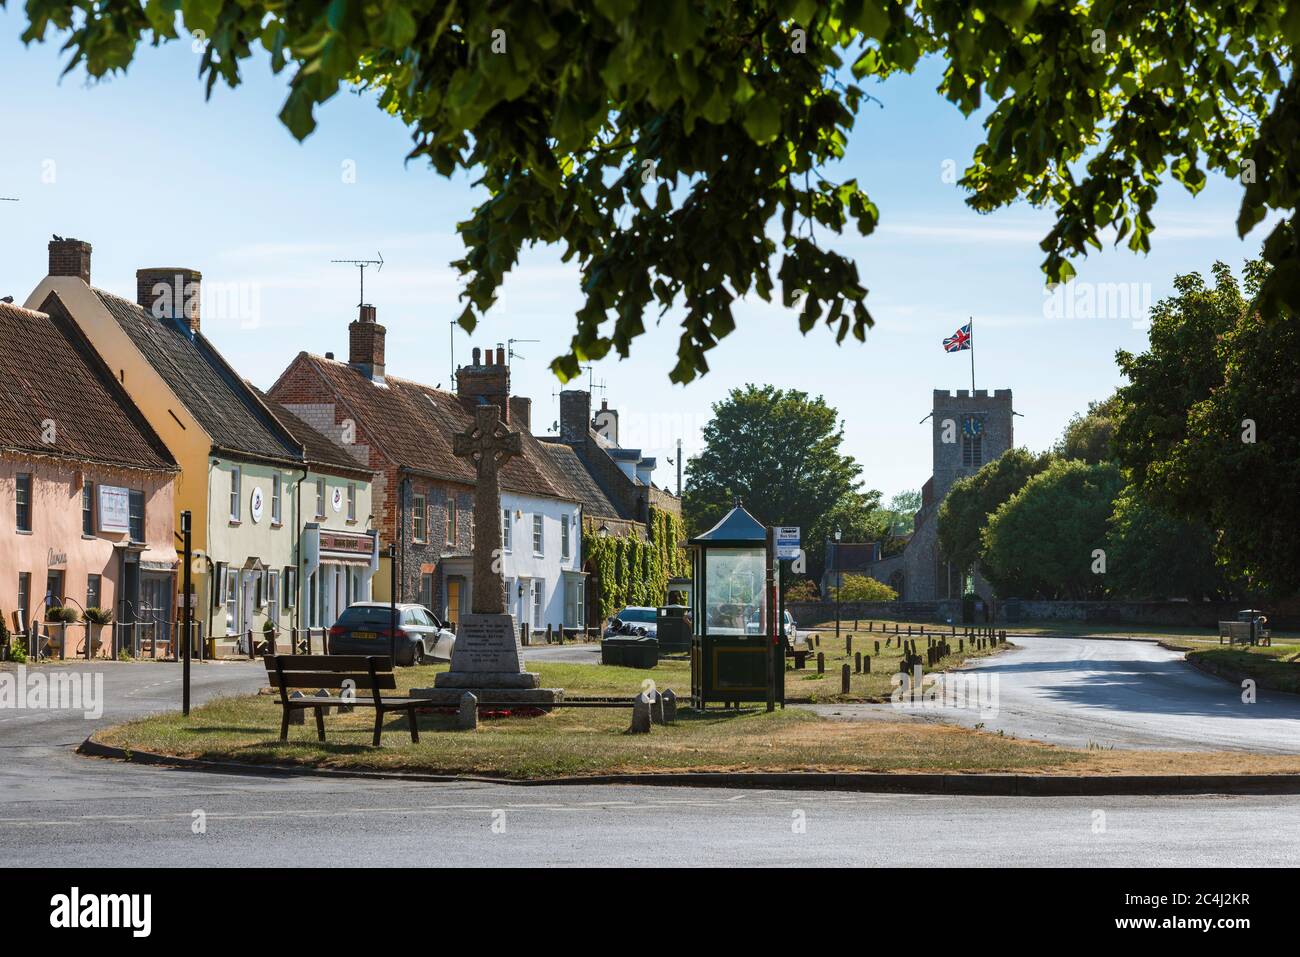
44;605;80;657
83;607;113;658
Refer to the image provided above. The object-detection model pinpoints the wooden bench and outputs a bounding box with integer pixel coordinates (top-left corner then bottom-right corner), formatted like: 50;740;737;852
1219;620;1272;647
263;655;423;746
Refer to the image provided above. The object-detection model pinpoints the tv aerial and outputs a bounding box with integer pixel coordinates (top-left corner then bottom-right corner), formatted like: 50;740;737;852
331;253;384;307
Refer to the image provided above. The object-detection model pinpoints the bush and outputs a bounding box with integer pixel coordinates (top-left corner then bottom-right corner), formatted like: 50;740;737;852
8;638;27;664
828;573;898;602
83;607;113;625
45;605;81;624
784;578;820;602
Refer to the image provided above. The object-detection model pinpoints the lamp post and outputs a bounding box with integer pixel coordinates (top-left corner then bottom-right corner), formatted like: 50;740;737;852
833;527;842;643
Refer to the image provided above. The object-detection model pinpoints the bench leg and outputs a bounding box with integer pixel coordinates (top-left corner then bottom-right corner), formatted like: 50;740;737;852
407;708;419;744
280;706;290;742
372;708;384;747
315;707;326;743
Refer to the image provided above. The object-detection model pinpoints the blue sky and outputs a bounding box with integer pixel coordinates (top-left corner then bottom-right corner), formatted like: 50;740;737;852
0;12;1272;502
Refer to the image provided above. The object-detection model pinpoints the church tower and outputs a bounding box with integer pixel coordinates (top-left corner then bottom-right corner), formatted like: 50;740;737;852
901;389;1014;602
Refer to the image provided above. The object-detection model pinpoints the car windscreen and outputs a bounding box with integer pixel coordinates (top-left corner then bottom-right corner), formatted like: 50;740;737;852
618;608;656;623
336;607;399;628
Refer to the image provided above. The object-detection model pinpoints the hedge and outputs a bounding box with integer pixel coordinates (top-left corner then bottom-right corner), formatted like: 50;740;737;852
583;507;691;623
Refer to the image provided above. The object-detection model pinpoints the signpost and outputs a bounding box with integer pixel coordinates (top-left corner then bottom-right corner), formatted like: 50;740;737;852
775;526;800;561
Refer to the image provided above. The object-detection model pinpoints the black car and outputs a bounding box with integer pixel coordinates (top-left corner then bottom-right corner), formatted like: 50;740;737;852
327;602;456;666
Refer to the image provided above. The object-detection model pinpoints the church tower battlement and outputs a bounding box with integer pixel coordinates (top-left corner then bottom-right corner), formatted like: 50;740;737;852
928;388;1014;506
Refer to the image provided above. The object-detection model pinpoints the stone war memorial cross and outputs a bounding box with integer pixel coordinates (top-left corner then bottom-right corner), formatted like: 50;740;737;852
412;403;563;708
453;404;521;616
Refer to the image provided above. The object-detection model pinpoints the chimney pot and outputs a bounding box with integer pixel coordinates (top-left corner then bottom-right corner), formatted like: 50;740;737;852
496;345;505;366
136;267;202;333
48;237;93;284
472;347;481;365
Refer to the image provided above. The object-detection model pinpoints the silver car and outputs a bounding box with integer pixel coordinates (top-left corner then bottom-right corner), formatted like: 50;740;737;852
328;602;456;666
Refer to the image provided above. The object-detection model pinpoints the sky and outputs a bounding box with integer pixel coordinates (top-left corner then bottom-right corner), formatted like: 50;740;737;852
0;11;1274;503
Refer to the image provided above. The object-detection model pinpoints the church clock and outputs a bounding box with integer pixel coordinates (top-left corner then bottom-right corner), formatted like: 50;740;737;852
961;415;984;438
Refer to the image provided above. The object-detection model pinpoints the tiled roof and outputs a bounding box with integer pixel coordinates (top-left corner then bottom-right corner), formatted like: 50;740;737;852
93;290;301;464
285;355;578;502
0;297;176;471
539;441;621;518
254;389;371;478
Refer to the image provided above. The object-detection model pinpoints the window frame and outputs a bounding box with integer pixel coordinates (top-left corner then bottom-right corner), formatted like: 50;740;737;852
502;507;512;552
229;467;242;523
412;492;427;542
532;514;544;556
82;481;95;536
561;514;570;561
128;489;145;543
16;472;32;532
315;478;326;518
271;473;283;526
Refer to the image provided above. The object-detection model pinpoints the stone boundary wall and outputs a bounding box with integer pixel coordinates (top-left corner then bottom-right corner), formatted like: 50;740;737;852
788;598;1300;630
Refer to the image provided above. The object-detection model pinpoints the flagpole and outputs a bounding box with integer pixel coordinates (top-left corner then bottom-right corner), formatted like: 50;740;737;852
969;316;975;392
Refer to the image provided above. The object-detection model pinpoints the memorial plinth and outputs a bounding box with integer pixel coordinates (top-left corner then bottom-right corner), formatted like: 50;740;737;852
411;614;562;706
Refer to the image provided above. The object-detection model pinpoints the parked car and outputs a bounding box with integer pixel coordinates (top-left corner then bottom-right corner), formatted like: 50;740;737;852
605;606;658;639
328;602;456;666
744;609;799;642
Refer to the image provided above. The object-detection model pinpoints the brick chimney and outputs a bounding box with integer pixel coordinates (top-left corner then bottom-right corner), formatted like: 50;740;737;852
509;396;532;432
48;238;93;284
559;390;592;442
137;267;202;333
456;343;510;421
349;304;385;382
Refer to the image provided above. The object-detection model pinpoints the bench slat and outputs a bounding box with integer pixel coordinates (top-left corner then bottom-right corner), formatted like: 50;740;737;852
268;673;398;690
264;654;393;672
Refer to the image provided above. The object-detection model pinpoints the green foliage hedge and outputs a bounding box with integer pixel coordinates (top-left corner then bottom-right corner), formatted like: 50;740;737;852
584;507;691;623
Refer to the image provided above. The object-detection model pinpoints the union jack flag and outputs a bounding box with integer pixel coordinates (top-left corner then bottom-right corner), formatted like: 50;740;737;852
943;322;972;352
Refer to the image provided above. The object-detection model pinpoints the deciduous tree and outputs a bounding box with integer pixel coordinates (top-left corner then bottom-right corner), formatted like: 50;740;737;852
16;1;1300;381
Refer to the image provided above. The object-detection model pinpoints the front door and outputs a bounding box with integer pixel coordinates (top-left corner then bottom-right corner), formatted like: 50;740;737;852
240;571;256;643
139;573;172;650
446;579;461;628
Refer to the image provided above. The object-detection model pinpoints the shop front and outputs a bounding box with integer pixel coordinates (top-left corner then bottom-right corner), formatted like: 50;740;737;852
301;525;378;629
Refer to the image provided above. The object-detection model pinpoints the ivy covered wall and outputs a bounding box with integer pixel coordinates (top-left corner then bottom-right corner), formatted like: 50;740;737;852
584;506;691;622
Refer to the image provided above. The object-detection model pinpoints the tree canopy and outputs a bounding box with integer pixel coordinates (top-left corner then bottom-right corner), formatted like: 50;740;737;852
937;447;1052;574
1104;487;1226;601
980;459;1124;600
1114;252;1300;595
682;384;877;580
1054;393;1120;464
15;0;1300;382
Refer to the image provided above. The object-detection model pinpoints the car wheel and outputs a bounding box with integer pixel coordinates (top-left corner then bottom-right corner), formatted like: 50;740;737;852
410;644;425;667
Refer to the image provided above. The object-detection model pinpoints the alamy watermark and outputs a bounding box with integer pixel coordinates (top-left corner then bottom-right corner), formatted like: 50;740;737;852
890;665;999;718
0;666;103;719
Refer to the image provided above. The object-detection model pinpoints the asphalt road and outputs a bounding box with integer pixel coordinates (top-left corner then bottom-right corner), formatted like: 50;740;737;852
914;636;1300;753
3;650;1300;866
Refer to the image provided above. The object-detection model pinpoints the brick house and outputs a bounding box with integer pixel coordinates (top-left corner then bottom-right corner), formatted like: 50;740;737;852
269;308;586;634
24;238;376;652
0;299;179;655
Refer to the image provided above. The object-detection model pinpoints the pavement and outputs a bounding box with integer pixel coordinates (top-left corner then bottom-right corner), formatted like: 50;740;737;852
4;643;1300;866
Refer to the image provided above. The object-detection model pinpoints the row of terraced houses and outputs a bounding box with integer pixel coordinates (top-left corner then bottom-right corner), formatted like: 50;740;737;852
0;237;679;657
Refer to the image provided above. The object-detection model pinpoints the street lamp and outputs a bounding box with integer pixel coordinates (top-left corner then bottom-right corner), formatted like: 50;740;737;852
834;527;842;643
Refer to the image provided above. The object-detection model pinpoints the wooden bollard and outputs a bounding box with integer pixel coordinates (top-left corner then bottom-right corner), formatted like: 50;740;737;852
817;652;825;674
863;654;871;673
894;623;899;634
959;638;964;652
841;664;851;694
855;651;862;673
907;624;913;637
874;640;880;655
846;634;852;655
